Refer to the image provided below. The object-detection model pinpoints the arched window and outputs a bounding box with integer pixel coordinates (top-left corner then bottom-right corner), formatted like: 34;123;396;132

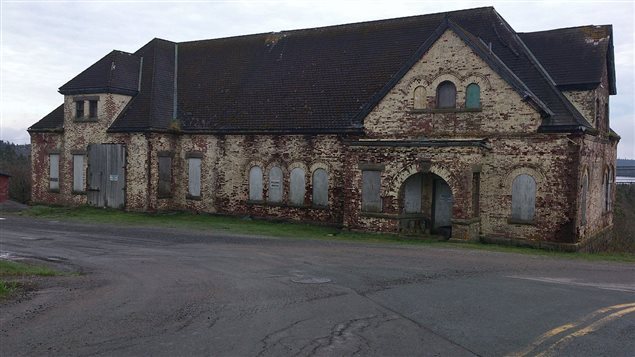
580;172;588;225
268;166;283;203
289;167;306;206
511;174;536;222
436;81;456;108
413;86;426;109
248;166;263;201
312;169;328;207
465;83;481;108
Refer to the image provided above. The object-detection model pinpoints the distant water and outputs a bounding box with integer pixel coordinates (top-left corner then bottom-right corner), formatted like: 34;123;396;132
617;176;635;184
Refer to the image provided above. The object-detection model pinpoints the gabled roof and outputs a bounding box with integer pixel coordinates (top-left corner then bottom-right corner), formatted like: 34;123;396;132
520;25;616;94
32;7;615;134
58;50;141;96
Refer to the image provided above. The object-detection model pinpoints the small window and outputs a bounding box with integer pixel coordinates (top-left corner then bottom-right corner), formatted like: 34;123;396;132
49;153;60;191
75;101;84;119
268;166;283;203
289;168;305;206
436;81;456;108
72;154;84;192
158;155;172;198
465;83;481;109
187;157;201;198
89;100;98;119
511;174;536;222
312;169;328;207
362;170;382;212
249;166;263;201
413;86;426;109
580;172;588;225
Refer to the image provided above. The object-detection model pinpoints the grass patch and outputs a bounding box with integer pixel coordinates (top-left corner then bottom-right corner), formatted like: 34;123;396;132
0;260;62;299
0;260;60;277
22;205;635;263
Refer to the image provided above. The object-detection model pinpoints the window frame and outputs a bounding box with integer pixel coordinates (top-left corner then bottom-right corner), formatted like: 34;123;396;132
88;100;98;119
75;100;84;119
49;153;60;192
72;153;85;193
312;168;329;208
361;170;382;212
289;167;306;206
186;155;202;199
510;174;536;223
248;166;264;202
157;153;173;198
465;83;481;109
436;81;457;109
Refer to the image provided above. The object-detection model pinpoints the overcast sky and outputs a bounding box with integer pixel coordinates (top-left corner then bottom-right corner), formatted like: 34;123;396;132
1;0;633;158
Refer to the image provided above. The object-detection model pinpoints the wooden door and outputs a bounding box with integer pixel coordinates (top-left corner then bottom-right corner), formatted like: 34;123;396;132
87;144;126;208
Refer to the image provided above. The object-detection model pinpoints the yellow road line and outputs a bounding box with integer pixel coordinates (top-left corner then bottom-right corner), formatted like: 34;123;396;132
535;306;635;357
506;302;635;357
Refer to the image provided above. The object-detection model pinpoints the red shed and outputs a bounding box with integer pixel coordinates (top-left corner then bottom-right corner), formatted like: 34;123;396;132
0;172;10;203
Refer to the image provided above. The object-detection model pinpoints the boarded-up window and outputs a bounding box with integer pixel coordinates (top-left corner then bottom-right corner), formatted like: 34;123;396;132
158;155;172;198
511;174;536;222
249;166;263;201
289;168;305;206
362;170;382;212
580;173;588;225
72;154;84;192
436;81;456;108
605;168;613;212
472;172;480;217
268;166;283;203
413;86;426;109
312;169;328;207
187;157;201;198
49;153;60;191
466;83;481;108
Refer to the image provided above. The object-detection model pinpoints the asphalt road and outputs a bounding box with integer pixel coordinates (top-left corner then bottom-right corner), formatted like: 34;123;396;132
1;215;634;357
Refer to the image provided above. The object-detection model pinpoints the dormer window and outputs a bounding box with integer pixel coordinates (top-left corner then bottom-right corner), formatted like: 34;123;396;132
89;100;98;118
436;81;456;108
75;100;84;118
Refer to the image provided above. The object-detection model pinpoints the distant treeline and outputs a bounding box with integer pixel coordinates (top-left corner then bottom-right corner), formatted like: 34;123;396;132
0;140;31;203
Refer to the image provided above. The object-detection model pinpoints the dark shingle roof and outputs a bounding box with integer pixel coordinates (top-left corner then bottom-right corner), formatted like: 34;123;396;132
58;50;141;96
520;25;615;94
109;39;176;131
34;7;615;134
29;104;64;132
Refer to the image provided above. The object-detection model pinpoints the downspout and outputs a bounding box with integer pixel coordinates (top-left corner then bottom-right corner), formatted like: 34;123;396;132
173;44;178;120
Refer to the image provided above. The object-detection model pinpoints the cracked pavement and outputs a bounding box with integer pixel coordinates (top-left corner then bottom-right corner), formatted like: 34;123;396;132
1;215;634;356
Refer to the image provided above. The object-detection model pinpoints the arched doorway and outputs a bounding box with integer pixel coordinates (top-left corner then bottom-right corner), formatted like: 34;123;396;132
399;172;453;237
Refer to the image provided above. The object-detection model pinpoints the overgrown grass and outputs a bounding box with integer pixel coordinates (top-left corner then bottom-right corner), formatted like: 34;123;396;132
611;184;635;254
22;205;635;263
0;260;62;298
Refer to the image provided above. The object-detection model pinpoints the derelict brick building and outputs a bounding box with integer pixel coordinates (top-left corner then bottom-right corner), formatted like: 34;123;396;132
29;7;619;247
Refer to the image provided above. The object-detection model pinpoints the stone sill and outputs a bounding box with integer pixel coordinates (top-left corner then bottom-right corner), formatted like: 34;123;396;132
72;191;87;195
49;189;60;194
507;218;535;226
73;118;99;123
410;107;482;114
186;195;202;201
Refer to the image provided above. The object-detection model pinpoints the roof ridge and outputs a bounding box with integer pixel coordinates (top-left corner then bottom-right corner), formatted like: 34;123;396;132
519;24;612;35
177;6;495;45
